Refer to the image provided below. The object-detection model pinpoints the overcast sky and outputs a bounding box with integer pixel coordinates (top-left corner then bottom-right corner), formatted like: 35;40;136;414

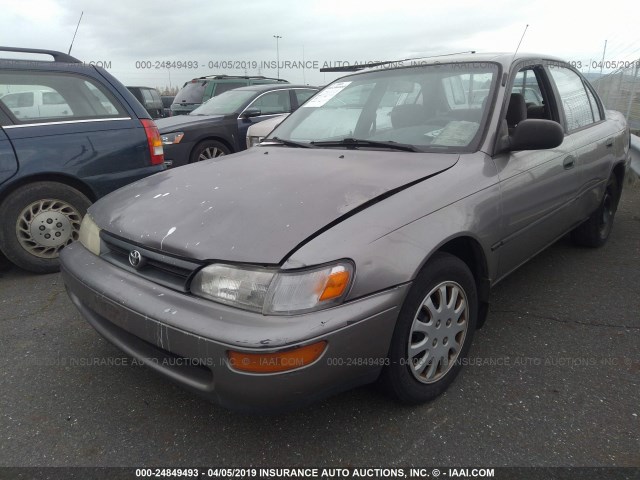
1;0;639;90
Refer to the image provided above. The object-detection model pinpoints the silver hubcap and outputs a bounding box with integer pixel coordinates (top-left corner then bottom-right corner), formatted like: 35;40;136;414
407;281;469;384
16;199;82;258
198;147;225;161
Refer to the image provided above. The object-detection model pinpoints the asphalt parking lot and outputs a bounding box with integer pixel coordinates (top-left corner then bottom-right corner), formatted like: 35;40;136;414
0;182;639;469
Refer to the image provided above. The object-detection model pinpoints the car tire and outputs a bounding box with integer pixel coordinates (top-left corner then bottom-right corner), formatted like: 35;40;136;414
189;140;230;163
571;174;619;248
0;182;91;273
380;252;478;404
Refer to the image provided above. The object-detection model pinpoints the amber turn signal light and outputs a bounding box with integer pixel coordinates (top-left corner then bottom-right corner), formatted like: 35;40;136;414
228;341;327;373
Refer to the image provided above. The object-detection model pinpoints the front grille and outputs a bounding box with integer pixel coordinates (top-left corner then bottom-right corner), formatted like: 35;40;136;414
100;231;203;292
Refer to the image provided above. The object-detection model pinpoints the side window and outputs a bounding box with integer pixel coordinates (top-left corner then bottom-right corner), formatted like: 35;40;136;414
150;89;162;105
377;80;422;130
249;90;291;115
548;66;595;130
84;81;121;115
141;89;154;106
443;73;494;110
2;92;34;108
294;89;317;106
584;84;604;121
0;72;125;122
42;91;66;105
443;76;466;107
214;82;245;96
511;70;544;106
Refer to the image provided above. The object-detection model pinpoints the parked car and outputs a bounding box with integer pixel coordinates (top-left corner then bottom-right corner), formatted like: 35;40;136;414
60;53;630;411
0;89;73;119
170;75;289;116
246;114;288;148
127;86;164;119
0;46;165;273
157;84;318;167
161;95;174;118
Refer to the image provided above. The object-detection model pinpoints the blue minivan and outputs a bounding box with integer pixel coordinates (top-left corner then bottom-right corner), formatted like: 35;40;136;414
0;47;165;273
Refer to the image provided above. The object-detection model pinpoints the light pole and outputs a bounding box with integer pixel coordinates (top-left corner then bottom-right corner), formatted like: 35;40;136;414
273;35;282;79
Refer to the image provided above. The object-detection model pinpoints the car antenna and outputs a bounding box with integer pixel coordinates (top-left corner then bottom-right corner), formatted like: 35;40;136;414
68;11;84;55
511;24;529;64
319;50;476;72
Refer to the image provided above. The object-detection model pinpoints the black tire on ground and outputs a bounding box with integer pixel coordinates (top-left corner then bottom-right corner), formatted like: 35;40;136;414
571;174;619;248
0;182;91;273
380;252;478;405
189;140;231;163
0;250;12;272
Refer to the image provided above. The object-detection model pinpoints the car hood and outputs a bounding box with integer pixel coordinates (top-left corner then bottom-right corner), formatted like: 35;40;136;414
154;114;227;132
89;147;459;263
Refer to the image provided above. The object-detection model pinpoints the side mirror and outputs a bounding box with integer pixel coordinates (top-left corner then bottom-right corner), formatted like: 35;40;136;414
241;108;262;119
509;119;564;151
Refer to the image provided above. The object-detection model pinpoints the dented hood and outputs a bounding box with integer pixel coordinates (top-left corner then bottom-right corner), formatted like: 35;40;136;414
89;147;458;263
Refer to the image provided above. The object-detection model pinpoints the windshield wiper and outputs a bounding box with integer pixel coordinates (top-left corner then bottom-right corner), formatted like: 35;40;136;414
261;137;316;148
310;138;421;152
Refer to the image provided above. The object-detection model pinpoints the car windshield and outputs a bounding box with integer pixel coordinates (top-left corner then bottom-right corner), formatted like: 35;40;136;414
190;90;256;115
268;62;499;152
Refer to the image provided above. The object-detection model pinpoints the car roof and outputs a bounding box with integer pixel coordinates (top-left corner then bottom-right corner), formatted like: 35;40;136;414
233;84;317;92
340;52;567;76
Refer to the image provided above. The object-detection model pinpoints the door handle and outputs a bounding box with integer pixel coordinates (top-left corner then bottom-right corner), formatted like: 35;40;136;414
605;137;614;148
563;156;575;170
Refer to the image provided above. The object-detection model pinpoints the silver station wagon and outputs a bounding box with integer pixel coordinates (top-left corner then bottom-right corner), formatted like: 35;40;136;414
60;53;631;411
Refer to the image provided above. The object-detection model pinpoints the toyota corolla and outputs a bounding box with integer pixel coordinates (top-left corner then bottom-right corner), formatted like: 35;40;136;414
60;53;630;411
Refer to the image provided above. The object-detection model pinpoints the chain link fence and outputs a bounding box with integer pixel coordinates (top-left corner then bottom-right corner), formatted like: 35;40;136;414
591;60;640;134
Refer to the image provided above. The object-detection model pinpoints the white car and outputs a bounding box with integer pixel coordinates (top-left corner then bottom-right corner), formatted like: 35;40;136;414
0;89;73;119
246;113;289;148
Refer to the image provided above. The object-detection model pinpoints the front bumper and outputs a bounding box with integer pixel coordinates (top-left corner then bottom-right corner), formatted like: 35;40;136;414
60;243;409;411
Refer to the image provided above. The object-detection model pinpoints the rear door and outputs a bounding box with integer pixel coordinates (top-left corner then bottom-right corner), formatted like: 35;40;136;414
547;64;623;220
0;108;18;186
0;69;151;198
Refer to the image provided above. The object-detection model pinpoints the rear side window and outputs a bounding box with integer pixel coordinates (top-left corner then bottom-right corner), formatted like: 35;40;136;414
548;66;595;131
248;90;291;114
149;89;162;104
142;88;154;106
0;71;126;122
213;82;245;96
294;89;317;106
584;85;604;121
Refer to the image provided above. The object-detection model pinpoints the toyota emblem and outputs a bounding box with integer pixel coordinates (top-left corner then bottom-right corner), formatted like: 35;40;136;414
129;250;144;268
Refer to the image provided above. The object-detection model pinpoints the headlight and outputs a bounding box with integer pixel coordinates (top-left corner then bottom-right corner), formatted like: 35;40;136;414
78;214;101;256
247;135;263;148
191;261;354;315
161;132;184;145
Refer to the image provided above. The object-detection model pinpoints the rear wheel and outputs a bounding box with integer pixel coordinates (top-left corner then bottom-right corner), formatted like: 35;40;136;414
380;252;478;404
189;140;230;163
571;175;619;247
0;182;91;273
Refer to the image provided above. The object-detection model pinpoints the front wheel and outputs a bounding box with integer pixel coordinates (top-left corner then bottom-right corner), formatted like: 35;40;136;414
571;174;619;248
189;140;230;163
380;252;478;404
0;182;91;273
